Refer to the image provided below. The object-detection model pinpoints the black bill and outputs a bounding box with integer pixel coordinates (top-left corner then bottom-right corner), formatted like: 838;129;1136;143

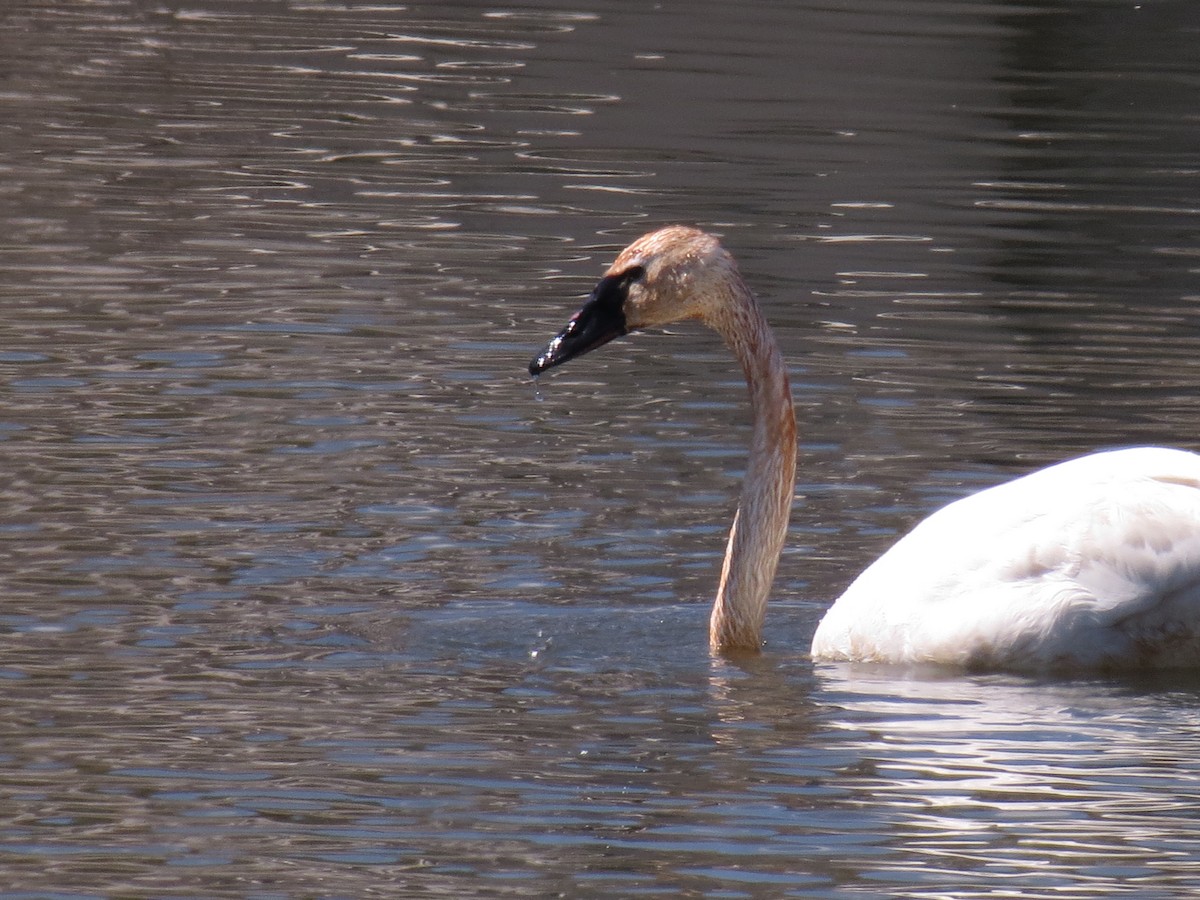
528;267;642;375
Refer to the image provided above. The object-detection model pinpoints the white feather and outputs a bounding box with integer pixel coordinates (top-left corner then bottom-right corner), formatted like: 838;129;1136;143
811;447;1200;669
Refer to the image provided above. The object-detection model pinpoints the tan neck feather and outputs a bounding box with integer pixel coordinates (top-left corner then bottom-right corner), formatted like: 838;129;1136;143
704;275;797;654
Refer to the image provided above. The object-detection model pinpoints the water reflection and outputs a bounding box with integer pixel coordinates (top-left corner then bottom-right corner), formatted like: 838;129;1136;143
813;666;1200;896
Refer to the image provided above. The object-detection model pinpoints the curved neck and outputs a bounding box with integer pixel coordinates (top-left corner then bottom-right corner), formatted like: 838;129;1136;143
705;276;797;655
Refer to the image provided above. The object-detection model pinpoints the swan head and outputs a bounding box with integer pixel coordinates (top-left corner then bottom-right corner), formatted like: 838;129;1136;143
529;226;737;375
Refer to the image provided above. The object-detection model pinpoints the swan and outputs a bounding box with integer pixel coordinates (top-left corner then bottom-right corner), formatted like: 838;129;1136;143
529;225;1200;670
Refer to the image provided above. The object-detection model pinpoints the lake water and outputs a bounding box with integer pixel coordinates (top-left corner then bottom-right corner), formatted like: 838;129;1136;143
4;0;1200;896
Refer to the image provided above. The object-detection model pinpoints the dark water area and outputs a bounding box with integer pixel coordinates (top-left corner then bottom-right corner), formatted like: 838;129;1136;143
4;0;1200;896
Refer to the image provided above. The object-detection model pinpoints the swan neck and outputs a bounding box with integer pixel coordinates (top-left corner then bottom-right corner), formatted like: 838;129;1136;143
707;276;797;654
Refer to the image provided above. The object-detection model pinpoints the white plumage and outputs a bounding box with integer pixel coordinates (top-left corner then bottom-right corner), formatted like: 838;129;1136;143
813;447;1200;669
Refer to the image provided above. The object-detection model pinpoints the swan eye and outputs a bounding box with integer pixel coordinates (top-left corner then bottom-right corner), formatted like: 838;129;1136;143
620;265;646;286
589;265;643;312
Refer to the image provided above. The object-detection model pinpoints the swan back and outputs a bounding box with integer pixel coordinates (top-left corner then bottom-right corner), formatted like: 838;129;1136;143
811;447;1200;670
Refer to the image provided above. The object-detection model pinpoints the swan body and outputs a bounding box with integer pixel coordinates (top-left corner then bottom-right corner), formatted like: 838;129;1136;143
812;447;1200;669
530;225;1200;670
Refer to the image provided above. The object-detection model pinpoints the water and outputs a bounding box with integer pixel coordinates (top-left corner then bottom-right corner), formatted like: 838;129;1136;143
3;0;1200;895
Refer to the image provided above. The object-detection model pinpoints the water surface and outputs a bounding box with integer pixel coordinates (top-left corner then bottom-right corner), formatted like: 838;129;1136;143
4;0;1200;896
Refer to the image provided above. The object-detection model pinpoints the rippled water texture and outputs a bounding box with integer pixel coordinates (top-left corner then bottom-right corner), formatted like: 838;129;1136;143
4;0;1200;896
